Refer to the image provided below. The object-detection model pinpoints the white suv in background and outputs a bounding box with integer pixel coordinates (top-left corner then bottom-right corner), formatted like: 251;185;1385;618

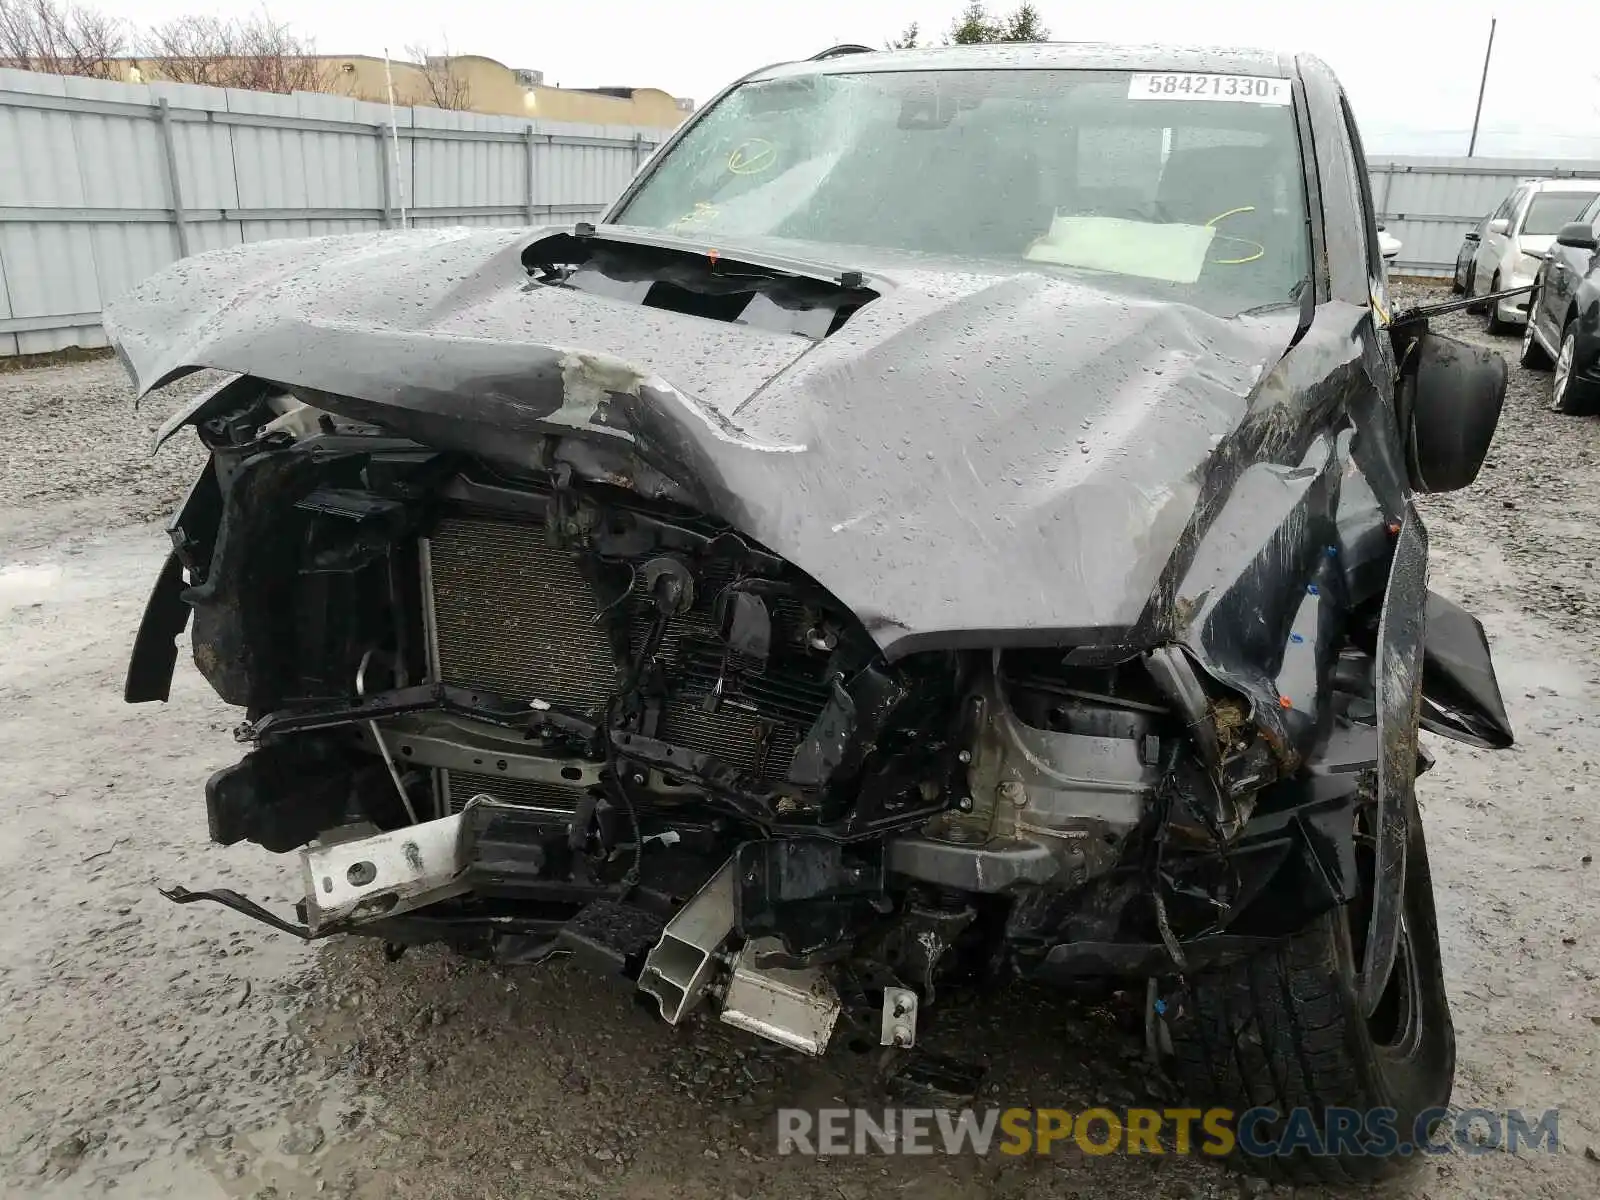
1468;179;1600;333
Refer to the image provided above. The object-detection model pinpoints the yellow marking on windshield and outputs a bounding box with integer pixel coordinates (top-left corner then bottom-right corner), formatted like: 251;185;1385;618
1210;238;1265;265
670;201;719;229
728;138;778;175
1205;207;1266;265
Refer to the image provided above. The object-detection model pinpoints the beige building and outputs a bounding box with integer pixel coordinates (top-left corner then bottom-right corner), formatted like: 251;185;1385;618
322;55;692;127
117;53;692;129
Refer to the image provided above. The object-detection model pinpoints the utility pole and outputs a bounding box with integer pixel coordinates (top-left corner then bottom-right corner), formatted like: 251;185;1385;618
384;47;409;230
1467;17;1496;157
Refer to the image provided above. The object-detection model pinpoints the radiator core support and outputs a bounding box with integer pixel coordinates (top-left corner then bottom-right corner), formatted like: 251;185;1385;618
417;513;834;817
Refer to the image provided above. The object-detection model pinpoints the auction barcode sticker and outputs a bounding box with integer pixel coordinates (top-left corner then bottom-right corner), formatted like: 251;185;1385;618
1128;73;1291;105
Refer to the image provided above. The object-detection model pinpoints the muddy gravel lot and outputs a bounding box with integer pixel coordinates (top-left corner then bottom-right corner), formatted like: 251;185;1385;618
2;294;1599;1200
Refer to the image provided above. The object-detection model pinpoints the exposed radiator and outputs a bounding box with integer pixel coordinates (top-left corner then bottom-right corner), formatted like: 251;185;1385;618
421;513;831;805
426;515;617;714
443;770;585;813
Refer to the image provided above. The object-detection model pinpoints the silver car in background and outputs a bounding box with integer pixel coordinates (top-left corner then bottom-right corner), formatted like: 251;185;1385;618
1468;179;1600;333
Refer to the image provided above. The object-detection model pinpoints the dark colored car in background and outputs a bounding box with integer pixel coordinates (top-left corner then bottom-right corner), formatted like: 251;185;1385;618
1453;209;1491;294
1522;192;1600;413
104;43;1512;1182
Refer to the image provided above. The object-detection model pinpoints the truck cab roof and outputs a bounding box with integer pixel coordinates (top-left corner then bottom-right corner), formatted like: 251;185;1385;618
754;42;1301;83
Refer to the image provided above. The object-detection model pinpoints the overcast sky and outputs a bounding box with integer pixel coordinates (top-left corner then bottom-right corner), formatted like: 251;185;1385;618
113;0;1600;157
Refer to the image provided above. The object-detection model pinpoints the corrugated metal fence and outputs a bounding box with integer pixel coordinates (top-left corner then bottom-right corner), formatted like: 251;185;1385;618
7;67;1600;353
0;67;663;355
1371;156;1600;278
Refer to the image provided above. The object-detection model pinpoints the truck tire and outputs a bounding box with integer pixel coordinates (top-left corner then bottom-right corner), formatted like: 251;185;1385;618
1169;818;1455;1184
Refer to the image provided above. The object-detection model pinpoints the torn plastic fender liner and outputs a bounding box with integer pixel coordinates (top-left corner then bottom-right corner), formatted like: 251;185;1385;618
148;371;255;453
124;549;190;703
206;740;367;852
1360;501;1428;1018
126;458;223;703
183;449;329;707
1420;591;1514;749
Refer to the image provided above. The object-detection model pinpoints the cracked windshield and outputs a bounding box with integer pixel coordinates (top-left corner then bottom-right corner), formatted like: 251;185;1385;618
618;68;1310;316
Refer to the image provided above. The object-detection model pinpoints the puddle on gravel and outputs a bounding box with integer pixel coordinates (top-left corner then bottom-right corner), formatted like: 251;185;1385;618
23;1093;395;1200
0;560;63;605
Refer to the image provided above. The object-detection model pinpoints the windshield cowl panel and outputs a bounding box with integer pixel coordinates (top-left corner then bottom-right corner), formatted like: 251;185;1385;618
617;68;1312;319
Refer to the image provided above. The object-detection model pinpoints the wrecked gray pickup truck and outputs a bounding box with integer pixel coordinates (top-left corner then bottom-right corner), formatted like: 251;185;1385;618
109;44;1514;1180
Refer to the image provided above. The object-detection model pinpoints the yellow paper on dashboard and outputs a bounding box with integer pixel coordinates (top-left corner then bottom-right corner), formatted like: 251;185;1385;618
1024;213;1217;284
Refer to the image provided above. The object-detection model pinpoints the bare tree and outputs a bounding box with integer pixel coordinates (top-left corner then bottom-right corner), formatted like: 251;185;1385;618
230;12;327;93
141;11;328;93
404;42;472;111
0;0;124;78
139;13;229;85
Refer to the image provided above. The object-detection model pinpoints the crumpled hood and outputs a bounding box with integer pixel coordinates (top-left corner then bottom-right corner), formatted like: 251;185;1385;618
106;225;1307;657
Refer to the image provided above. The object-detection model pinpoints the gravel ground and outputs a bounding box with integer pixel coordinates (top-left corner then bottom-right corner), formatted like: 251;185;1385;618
2;291;1598;1200
0;357;213;553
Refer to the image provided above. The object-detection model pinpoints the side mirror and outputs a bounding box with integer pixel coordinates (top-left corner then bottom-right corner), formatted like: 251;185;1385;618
1487;218;1509;235
1400;333;1507;494
1556;221;1599;250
